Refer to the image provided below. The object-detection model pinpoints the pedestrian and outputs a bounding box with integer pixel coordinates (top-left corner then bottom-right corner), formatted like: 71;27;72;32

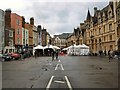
55;50;59;60
108;49;113;62
21;50;24;60
104;50;107;56
34;50;37;58
51;51;55;61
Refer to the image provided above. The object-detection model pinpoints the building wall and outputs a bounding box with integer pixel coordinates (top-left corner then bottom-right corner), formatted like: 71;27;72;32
116;1;120;50
42;29;47;46
25;28;29;46
25;23;33;46
11;13;22;46
46;33;50;46
0;9;4;53
22;27;29;46
33;25;38;46
84;2;118;53
66;34;77;47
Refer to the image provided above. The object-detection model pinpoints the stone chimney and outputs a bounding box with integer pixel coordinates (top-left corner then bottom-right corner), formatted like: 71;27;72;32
94;7;97;15
5;9;11;29
22;16;25;28
30;17;34;25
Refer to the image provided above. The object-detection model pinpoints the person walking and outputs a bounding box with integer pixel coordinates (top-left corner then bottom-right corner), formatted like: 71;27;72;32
108;49;113;62
52;51;55;61
104;50;107;56
55;50;59;60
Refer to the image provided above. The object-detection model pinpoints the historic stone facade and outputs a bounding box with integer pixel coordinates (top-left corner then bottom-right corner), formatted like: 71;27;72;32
116;1;120;50
84;1;119;53
53;33;71;48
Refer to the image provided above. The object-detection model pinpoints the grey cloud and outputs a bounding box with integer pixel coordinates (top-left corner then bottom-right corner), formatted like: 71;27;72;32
20;1;109;36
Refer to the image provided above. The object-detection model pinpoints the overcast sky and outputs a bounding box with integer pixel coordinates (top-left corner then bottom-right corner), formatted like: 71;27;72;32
0;0;109;36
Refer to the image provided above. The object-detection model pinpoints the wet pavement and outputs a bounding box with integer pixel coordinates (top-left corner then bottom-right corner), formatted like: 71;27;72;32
2;56;118;89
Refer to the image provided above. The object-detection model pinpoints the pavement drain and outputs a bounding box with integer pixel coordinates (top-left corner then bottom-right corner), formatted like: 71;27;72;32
29;77;38;80
30;84;34;88
90;65;103;70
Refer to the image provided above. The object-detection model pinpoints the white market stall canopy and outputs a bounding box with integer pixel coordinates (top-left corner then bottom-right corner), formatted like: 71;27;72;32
33;45;44;49
62;47;68;51
44;45;54;49
67;44;90;56
53;46;60;50
80;44;89;49
44;45;60;50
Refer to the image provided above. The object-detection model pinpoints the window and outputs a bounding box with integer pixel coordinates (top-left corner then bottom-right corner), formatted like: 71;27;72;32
110;35;112;41
110;45;113;49
117;27;119;36
9;31;13;37
17;38;20;44
103;26;105;33
99;28;101;34
9;39;13;46
109;11;111;18
16;19;20;25
17;28;20;34
109;24;112;31
104;37;106;41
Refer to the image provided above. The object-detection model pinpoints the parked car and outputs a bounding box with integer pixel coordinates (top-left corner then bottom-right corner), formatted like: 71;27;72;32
2;54;12;61
9;53;21;60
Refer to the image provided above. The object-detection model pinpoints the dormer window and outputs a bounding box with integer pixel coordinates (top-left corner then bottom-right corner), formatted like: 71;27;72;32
109;11;112;19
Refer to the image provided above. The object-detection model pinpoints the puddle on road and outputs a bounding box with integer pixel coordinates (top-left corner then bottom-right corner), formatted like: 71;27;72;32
89;65;103;70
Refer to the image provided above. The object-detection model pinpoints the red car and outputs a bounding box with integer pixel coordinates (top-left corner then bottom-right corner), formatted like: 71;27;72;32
9;53;21;60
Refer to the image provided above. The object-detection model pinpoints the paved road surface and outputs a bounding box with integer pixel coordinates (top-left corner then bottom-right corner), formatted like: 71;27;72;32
2;56;118;89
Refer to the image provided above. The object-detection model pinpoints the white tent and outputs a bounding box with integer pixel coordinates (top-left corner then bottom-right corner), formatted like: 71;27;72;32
80;44;89;49
66;44;89;56
53;46;60;50
33;45;44;56
80;44;89;55
62;47;68;51
44;45;55;51
33;45;44;50
67;44;78;55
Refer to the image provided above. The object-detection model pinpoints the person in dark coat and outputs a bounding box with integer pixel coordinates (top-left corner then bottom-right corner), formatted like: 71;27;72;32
108;49;113;61
51;51;55;61
55;50;59;60
104;50;107;56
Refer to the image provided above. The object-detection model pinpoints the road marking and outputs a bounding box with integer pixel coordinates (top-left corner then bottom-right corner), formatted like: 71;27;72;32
55;64;59;70
60;64;64;70
65;76;72;90
54;80;65;84
46;76;54;90
58;59;61;62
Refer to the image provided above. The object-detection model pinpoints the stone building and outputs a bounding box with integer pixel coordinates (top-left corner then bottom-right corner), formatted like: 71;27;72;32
41;28;47;46
116;1;120;50
53;33;72;48
37;25;42;45
30;17;38;46
84;1;118;53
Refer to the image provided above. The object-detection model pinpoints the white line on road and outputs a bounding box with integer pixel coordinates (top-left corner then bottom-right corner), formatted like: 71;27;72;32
46;76;54;90
60;64;64;70
55;64;59;70
58;59;61;62
54;80;65;84
65;76;72;90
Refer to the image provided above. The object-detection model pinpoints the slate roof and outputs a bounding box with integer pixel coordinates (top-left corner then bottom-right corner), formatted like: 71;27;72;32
54;33;72;39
